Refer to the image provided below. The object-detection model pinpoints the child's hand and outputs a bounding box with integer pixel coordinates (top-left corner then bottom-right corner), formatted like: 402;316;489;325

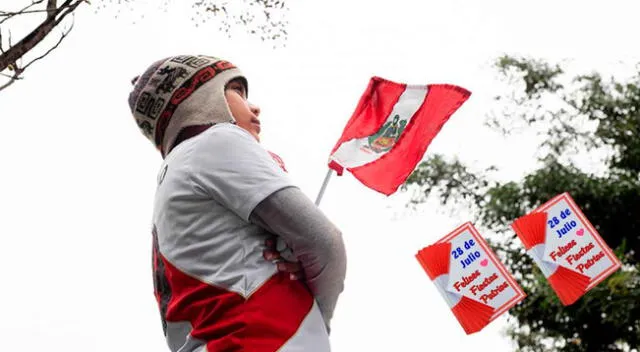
263;237;305;280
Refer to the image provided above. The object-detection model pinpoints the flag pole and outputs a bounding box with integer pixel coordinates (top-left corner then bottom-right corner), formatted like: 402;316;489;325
315;168;334;206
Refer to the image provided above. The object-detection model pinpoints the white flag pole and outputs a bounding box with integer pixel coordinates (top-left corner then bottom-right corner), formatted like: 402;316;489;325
314;168;334;206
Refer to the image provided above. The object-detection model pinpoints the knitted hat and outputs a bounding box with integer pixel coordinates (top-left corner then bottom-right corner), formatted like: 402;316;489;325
128;55;248;157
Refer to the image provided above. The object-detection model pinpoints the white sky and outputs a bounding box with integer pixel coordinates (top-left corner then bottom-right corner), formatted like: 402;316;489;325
1;0;639;351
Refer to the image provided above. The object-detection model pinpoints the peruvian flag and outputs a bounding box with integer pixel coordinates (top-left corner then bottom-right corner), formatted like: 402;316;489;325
328;77;471;195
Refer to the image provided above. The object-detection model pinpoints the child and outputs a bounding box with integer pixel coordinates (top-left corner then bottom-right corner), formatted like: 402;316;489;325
128;55;346;352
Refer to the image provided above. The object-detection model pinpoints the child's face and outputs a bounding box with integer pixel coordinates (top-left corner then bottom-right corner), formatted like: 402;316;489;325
225;79;261;141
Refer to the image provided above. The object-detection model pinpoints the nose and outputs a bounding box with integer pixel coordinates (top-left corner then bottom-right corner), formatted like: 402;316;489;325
250;103;261;117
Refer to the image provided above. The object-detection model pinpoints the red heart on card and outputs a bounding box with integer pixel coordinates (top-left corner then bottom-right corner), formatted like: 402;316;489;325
480;259;489;267
576;228;585;237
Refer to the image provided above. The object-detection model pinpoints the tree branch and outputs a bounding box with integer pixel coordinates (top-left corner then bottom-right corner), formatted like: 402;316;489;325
0;0;46;25
22;15;73;71
47;0;58;18
0;9;51;16
0;29;5;55
0;72;20;79
0;70;20;91
0;0;83;72
54;0;82;26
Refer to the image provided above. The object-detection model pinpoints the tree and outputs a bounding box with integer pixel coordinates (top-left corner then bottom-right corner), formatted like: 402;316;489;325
0;0;85;91
404;57;640;351
0;0;288;91
94;0;289;42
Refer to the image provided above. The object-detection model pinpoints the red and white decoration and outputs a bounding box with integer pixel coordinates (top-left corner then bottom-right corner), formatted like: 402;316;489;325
416;222;526;334
512;193;621;305
328;76;471;195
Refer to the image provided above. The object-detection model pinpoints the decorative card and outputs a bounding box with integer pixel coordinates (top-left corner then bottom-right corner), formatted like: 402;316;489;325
416;222;526;334
512;192;621;305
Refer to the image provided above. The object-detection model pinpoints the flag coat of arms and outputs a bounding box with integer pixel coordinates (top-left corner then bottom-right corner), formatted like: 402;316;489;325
328;76;471;195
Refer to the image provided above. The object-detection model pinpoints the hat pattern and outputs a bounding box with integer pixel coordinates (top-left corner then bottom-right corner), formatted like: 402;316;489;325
130;55;244;156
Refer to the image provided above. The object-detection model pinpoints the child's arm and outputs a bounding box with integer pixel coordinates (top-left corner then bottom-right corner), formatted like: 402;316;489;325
188;124;346;330
250;186;347;332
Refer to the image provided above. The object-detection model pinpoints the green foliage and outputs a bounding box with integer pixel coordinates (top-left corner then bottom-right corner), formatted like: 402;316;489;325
496;55;564;99
404;56;640;351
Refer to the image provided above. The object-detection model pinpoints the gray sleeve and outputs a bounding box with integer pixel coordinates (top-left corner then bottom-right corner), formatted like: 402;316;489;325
249;186;347;331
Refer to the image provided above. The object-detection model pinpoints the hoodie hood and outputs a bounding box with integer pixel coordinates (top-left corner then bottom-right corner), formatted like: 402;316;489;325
128;55;247;157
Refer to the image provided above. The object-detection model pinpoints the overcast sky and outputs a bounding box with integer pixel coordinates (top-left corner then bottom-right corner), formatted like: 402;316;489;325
1;0;639;351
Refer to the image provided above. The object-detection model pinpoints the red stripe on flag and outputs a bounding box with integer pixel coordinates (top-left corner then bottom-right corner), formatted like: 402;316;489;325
329;77;406;155
349;83;470;195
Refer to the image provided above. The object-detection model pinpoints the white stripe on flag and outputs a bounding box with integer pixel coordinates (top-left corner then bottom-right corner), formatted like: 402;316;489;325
330;86;428;169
